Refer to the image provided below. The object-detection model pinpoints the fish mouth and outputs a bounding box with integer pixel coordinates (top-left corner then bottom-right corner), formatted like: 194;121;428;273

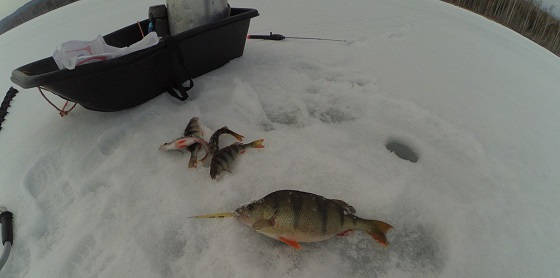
234;211;257;227
233;209;249;224
159;143;172;151
233;207;244;217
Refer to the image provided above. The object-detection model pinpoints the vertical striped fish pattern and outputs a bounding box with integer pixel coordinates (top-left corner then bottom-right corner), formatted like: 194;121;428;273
183;117;204;168
208;126;245;155
234;190;392;249
210;139;264;179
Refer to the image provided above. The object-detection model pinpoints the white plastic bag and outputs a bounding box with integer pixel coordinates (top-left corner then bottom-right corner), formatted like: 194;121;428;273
166;0;230;35
52;32;160;70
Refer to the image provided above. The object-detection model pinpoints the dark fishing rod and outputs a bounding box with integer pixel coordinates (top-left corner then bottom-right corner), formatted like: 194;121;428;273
247;32;349;43
0;208;14;272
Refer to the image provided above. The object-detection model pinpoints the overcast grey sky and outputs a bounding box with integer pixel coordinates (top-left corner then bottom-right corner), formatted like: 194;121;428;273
0;0;30;19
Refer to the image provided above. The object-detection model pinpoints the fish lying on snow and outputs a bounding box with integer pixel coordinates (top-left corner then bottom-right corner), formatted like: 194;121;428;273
183;117;205;168
192;190;392;249
210;139;264;179
208;126;245;155
159;125;211;163
159;136;210;159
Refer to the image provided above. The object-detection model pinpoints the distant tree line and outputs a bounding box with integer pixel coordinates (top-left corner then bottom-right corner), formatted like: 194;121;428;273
0;0;79;35
442;0;560;56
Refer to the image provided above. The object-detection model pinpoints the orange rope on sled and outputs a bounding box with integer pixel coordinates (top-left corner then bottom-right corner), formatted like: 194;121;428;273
137;21;145;38
36;23;144;117
38;87;77;117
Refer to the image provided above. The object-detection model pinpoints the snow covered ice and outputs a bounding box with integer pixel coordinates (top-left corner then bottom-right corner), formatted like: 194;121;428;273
1;0;560;277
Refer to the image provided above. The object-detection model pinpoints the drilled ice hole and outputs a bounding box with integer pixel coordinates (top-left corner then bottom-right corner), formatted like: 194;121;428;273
386;139;419;163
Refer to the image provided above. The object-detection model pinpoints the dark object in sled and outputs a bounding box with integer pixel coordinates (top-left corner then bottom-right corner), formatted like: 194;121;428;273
10;8;259;112
149;5;170;37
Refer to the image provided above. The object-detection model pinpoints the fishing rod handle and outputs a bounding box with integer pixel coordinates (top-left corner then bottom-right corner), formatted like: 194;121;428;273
0;211;13;245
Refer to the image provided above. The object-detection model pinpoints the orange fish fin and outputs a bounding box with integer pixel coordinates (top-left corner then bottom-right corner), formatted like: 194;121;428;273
250;139;265;148
336;230;353;237
278;237;301;250
368;232;388;247
367;220;393;247
373;220;393;234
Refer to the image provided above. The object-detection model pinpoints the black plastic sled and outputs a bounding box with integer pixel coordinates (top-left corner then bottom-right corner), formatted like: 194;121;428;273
10;8;259;112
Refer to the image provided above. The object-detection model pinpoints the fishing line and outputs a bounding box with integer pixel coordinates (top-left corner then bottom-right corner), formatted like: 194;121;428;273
189;212;236;219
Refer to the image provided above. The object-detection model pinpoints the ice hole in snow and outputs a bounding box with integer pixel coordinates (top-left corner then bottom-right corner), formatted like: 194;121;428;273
385;139;418;163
